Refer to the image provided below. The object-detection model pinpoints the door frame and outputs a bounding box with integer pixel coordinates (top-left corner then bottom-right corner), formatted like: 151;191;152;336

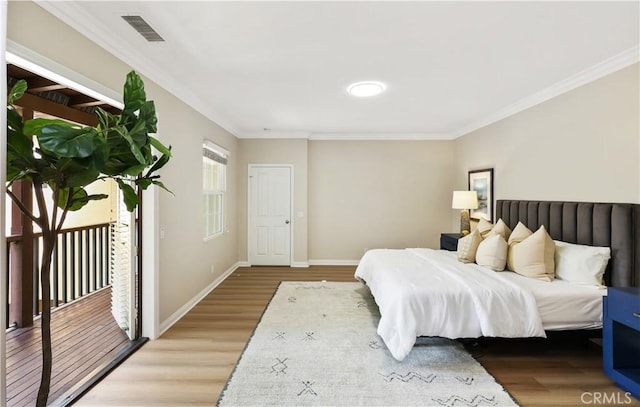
247;164;294;266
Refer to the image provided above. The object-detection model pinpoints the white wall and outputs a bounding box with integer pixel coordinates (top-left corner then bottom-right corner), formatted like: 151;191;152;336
454;63;640;226
7;1;239;328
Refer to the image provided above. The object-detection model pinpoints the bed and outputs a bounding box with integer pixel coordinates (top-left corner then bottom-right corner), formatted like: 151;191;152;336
355;199;640;361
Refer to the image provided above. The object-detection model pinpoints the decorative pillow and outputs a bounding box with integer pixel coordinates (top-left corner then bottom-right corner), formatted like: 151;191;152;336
506;222;533;271
475;233;508;271
554;241;610;287
457;228;483;263
490;219;512;241
511;226;555;281
477;218;494;238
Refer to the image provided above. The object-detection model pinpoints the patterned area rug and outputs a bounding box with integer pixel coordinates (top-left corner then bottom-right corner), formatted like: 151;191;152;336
217;282;518;407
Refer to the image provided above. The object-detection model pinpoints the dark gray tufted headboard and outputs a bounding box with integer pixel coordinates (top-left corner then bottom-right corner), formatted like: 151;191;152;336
496;200;639;288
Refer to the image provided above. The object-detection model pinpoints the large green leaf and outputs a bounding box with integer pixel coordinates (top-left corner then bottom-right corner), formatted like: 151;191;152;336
8;80;27;105
139;101;157;133
116;179;139;212
122;164;148;177
149;136;172;157
57;158;100;188
57;187;108;211
23;118;76;135
31;124;98;158
151;179;173;194
128;118;148;147
7;128;34;163
7;107;24;134
115;125;146;164
145;151;171;177
95;107;119;133
122;71;146;117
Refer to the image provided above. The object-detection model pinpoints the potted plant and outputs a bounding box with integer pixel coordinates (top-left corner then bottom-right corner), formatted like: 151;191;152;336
6;71;171;406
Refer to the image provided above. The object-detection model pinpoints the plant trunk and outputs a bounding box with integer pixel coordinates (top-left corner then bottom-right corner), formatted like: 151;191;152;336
36;232;55;407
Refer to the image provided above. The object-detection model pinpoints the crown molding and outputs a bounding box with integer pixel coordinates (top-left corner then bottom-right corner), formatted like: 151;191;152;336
453;45;640;139
309;132;454;141
236;131;312;139
35;1;242;138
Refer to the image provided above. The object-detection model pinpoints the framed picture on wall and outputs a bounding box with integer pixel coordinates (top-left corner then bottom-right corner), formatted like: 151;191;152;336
468;168;494;221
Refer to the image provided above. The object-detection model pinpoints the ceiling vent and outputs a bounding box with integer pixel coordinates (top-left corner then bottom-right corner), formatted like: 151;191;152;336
121;15;165;42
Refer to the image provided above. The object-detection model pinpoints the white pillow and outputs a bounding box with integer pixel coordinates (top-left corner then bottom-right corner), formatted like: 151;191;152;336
506;222;533;271
511;226;555;282
490;219;512;241
475;233;508;271
457;228;483;263
477;218;494;238
508;222;533;245
554;241;610;288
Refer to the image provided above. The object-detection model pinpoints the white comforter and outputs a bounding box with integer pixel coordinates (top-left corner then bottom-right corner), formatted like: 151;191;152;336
355;248;545;361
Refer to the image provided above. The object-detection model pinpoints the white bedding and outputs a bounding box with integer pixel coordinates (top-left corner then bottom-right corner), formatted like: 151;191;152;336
497;271;605;330
354;248;604;361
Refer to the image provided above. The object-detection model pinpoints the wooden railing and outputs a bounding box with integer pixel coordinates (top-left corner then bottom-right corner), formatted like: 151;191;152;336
5;222;111;329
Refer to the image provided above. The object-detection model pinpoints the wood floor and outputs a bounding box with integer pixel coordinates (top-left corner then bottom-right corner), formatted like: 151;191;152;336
77;266;638;407
6;287;130;406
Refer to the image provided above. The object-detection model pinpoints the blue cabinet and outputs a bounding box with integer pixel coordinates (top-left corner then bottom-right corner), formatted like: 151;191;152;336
603;287;640;399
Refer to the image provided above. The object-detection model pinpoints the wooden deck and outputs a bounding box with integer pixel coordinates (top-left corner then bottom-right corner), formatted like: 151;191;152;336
6;287;131;406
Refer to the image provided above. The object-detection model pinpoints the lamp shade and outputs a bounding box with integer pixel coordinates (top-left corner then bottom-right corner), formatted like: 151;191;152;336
452;190;479;210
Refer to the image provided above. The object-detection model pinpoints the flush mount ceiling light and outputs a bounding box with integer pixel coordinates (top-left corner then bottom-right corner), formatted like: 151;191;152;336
347;81;386;97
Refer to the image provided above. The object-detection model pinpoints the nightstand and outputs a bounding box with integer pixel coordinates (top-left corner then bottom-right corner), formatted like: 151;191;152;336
440;233;462;251
603;287;640;399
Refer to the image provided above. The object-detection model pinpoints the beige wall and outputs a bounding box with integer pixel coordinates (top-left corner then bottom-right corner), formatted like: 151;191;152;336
8;1;240;324
454;63;640;228
308;140;455;261
237;139;456;263
237;138;308;264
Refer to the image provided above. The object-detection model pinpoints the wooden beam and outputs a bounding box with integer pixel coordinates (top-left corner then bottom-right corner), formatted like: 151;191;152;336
70;100;106;108
27;77;66;92
14;92;98;126
9;179;35;328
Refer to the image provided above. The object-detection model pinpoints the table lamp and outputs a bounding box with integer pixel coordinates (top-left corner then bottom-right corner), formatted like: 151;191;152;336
452;191;479;236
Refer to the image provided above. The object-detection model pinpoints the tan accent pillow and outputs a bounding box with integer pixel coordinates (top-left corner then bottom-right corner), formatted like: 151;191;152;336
506;222;533;271
457;228;483;263
490;219;512;241
477;218;494;238
475;233;508;271
511;226;555;281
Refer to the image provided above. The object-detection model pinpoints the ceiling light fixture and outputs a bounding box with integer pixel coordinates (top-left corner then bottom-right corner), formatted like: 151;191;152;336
347;81;386;97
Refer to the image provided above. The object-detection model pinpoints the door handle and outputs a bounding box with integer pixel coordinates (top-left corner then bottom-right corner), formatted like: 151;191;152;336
285;220;290;224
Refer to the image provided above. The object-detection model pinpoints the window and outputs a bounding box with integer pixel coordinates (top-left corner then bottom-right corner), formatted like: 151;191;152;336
203;140;228;240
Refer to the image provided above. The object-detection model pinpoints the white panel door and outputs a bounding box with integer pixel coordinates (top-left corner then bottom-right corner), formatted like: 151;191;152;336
249;166;292;266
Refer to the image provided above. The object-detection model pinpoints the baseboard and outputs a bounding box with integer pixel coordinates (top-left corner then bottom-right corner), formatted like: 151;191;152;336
291;261;309;268
308;259;360;266
158;262;239;336
237;261;251;267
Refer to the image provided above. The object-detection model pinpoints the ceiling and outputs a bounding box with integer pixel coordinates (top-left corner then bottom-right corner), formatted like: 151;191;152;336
36;1;639;140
